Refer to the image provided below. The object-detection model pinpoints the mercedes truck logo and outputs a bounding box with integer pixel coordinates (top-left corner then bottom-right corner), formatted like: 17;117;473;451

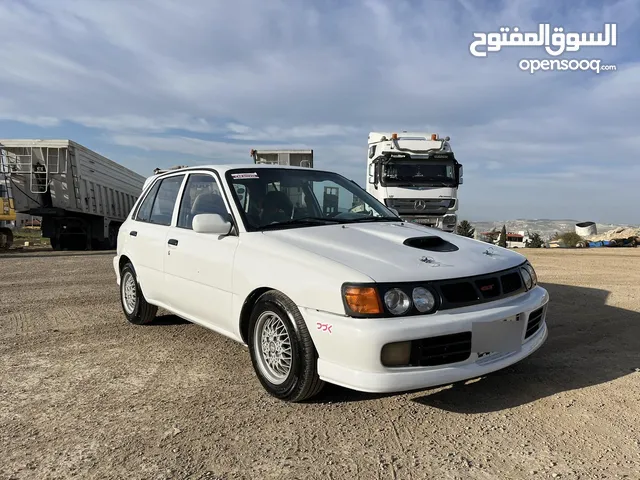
414;200;426;211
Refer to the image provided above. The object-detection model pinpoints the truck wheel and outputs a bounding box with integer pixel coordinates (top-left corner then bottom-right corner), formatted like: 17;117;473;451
0;228;12;249
248;291;325;402
119;262;158;325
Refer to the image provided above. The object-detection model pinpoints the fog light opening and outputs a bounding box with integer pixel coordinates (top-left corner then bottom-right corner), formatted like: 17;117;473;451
381;341;412;367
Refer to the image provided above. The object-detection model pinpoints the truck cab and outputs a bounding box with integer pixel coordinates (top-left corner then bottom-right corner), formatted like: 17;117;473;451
366;132;463;232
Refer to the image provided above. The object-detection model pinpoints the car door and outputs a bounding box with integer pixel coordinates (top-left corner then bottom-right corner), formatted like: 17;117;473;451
163;171;240;335
124;173;185;304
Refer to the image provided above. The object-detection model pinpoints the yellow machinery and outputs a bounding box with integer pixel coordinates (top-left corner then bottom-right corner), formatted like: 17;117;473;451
0;170;15;249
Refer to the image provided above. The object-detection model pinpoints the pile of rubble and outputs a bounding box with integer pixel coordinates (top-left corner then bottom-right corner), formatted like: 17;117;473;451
587;226;640;242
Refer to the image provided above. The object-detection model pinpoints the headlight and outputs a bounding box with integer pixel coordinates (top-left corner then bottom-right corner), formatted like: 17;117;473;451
523;263;538;285
384;288;411;315
342;283;440;317
412;287;436;313
520;266;533;290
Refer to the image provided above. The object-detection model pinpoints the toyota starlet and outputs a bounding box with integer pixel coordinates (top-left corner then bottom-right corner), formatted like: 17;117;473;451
113;164;549;402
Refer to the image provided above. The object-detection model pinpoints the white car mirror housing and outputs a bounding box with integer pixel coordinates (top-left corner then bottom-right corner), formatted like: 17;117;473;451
192;213;233;235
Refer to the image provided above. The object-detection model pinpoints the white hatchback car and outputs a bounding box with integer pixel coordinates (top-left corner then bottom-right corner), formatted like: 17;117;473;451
113;164;549;402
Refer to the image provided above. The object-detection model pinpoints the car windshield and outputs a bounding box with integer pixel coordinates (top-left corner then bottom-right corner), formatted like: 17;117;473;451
382;161;456;186
225;167;400;231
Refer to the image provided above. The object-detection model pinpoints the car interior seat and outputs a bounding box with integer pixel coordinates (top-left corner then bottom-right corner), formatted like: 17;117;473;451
188;192;228;228
261;190;293;224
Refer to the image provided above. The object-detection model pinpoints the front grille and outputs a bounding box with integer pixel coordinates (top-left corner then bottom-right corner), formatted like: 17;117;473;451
440;282;478;303
475;277;501;299
433;265;527;311
501;272;523;294
525;307;544;339
386;198;455;215
410;332;472;366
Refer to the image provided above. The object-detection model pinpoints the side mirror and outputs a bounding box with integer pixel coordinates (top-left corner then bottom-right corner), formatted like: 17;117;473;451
367;163;375;184
192;214;233;235
458;165;464;185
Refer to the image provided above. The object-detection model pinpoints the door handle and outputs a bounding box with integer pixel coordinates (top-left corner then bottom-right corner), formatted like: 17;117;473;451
168;239;178;246
130;231;137;237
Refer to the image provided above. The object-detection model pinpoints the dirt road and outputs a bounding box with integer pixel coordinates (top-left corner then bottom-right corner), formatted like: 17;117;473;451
1;249;639;479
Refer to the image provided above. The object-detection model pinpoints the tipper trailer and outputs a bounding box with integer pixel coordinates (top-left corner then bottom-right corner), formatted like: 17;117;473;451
0;139;146;250
250;149;313;168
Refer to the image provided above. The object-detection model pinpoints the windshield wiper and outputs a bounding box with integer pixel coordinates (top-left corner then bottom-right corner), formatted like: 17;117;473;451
260;217;343;230
422;182;451;187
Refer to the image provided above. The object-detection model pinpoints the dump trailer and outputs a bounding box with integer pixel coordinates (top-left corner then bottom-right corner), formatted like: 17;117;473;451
0;139;146;250
250;149;313;168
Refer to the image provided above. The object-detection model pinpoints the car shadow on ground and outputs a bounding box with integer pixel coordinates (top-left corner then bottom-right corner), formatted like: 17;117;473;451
146;313;191;326
0;249;116;259
312;283;640;409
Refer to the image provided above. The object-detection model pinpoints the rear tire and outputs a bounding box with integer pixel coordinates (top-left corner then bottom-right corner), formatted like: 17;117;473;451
0;228;12;249
120;262;158;325
248;291;325;402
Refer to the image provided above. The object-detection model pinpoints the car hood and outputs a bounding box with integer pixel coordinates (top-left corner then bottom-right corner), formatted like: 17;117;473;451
262;222;526;283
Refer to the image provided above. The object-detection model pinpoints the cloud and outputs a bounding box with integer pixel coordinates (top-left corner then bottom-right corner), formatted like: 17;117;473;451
0;0;638;223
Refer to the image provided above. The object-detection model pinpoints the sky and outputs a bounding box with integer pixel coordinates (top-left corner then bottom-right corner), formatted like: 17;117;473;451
0;0;638;224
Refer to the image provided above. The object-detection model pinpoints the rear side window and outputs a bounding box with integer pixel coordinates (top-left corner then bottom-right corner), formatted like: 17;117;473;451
134;180;161;222
148;175;185;226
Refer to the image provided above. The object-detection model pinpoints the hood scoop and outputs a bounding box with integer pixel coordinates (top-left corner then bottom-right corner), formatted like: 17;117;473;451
403;236;459;252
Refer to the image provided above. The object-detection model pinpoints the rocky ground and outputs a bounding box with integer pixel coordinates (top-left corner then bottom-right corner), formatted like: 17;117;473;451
1;249;639;479
586;226;640;242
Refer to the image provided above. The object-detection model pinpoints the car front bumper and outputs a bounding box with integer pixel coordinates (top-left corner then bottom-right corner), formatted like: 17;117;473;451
299;285;549;394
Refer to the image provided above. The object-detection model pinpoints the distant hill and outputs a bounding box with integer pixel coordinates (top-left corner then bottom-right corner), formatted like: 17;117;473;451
466;219;637;241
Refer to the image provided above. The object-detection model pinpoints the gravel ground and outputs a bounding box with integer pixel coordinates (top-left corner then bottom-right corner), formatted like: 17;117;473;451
1;248;639;480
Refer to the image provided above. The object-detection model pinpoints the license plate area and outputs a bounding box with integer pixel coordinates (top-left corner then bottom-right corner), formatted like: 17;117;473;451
471;313;524;353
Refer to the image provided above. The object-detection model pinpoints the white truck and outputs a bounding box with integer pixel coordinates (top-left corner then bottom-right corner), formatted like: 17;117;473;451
366;132;463;232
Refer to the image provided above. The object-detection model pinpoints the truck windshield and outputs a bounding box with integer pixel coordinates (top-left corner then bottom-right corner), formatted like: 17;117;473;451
382;161;456;186
226;167;400;231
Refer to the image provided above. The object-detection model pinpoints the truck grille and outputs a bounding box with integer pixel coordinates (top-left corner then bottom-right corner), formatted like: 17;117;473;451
385;198;455;215
410;332;472;366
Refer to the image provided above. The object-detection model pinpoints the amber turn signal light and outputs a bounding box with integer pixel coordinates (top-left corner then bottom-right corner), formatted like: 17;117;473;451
343;286;383;314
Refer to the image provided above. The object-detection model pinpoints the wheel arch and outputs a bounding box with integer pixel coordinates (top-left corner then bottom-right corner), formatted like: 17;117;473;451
119;254;132;273
239;287;275;344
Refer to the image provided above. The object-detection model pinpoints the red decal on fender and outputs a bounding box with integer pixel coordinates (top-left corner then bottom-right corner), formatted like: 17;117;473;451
316;322;333;333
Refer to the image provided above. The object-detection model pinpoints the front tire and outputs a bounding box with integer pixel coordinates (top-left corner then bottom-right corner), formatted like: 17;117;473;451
120;262;158;325
248;291;325;402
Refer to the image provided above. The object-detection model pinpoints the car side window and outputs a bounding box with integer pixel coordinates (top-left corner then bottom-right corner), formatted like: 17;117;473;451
134;180;161;222
148;175;185;226
177;173;229;229
312;179;379;217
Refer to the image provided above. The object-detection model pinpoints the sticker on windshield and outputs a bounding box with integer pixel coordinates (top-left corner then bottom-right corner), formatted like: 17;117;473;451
231;172;259;179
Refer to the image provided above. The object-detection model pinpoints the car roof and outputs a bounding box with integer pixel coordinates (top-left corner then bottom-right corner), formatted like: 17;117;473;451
155;163;333;177
144;163;337;191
